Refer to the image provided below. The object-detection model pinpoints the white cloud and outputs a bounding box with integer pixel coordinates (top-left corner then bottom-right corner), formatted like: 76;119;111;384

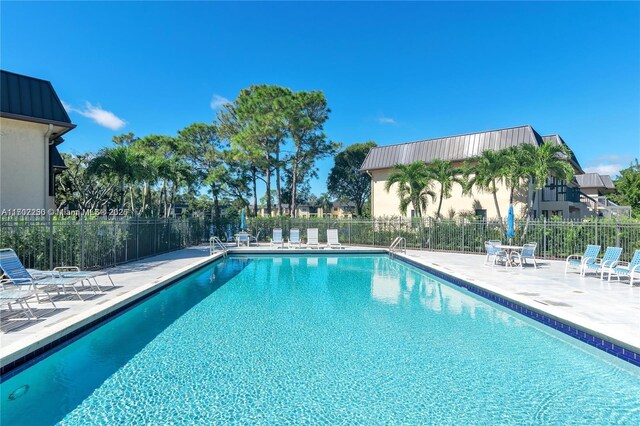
210;94;230;110
377;116;397;125
584;164;624;177
61;100;72;112
584;154;634;177
63;101;126;130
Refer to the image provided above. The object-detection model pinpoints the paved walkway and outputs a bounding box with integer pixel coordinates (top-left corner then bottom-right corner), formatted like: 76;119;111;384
398;250;640;352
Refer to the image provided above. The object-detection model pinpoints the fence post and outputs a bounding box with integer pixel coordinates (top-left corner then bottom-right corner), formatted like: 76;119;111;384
349;216;351;245
49;214;54;270
595;218;598;244
461;218;465;253
615;217;620;248
136;218;140;260
543;217;547;259
372;219;375;247
80;215;85;269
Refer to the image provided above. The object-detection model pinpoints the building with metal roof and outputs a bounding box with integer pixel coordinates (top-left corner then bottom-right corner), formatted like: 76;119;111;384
361;125;583;173
0;70;76;210
362;125;593;220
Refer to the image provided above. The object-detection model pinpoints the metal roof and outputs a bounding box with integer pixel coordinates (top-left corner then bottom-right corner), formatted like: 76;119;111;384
49;146;67;170
0;70;75;130
361;125;544;171
576;173;616;190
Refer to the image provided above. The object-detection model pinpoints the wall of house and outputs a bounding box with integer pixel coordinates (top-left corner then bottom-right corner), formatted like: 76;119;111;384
370;167;527;219
0;118;53;210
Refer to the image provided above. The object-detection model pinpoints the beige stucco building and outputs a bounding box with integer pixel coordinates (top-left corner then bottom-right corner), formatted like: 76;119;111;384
361;125;595;220
0;70;75;211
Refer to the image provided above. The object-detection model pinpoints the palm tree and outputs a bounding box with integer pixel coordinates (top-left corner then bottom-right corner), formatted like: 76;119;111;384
428;159;465;219
464;149;510;232
521;141;576;235
88;146;143;210
384;162;435;217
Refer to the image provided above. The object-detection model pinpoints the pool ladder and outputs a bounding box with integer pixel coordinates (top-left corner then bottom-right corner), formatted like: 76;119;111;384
210;236;227;257
389;236;406;257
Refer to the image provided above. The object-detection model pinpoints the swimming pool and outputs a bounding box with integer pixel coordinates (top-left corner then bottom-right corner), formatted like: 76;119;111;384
2;255;639;424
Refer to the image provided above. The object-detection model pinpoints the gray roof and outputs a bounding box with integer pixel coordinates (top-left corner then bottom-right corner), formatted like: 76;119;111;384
360;125;583;172
576;173;616;190
1;70;75;131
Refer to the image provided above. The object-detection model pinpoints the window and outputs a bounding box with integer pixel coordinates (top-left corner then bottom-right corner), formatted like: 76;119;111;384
475;209;487;220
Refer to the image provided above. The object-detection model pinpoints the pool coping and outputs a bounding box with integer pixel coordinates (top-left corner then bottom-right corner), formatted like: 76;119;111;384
0;252;225;376
392;253;640;367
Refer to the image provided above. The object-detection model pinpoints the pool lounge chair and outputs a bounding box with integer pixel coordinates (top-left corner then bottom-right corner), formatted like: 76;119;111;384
52;266;114;290
326;229;344;249
288;229;303;249
484;241;507;266
582;246;623;279
307;228;320;249
0;283;38;318
565;245;600;274
270;229;284;248
0;248;86;302
510;243;538;268
605;249;640;285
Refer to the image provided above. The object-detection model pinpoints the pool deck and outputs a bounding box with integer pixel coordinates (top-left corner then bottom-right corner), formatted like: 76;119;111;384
1;244;639;372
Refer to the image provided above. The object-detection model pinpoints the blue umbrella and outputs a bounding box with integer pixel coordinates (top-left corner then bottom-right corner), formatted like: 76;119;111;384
240;209;246;231
507;204;515;241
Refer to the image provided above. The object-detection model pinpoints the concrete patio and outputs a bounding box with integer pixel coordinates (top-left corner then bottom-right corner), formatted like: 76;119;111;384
1;244;638;371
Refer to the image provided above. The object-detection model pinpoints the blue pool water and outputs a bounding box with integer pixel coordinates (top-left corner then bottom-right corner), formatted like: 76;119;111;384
2;255;639;425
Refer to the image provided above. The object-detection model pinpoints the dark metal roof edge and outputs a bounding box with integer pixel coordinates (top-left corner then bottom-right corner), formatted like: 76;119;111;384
0;112;76;131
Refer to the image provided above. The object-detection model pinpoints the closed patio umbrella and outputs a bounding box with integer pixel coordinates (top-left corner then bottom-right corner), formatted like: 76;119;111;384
507;204;515;242
240;209;246;231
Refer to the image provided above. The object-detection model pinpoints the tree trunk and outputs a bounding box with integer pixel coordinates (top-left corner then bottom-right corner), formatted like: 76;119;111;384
252;168;258;216
491;180;506;236
212;184;219;219
265;161;272;216
291;161;298;218
436;184;444;219
275;146;282;215
129;185;135;213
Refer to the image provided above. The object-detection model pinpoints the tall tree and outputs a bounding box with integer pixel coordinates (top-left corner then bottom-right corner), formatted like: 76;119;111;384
327;141;377;216
218;85;289;216
178;123;225;218
464;149;510;232
384;162;435;217
609;159;640;218
427;159;465;219
88;145;144;211
56;153;115;211
283;90;339;217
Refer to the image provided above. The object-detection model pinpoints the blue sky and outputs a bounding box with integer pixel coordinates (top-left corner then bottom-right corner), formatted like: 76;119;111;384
2;1;639;196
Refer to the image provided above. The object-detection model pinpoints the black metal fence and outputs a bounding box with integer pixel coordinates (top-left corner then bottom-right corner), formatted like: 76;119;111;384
2;215;639;270
241;216;640;262
0;216;208;270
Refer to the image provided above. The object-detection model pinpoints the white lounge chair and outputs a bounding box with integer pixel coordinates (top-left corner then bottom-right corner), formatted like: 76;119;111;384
0;248;75;303
582;246;623;279
270;228;284;248
565;245;600;274
326;229;344;249
307;228;320;249
288;229;302;249
606;249;640;285
0;283;37;318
